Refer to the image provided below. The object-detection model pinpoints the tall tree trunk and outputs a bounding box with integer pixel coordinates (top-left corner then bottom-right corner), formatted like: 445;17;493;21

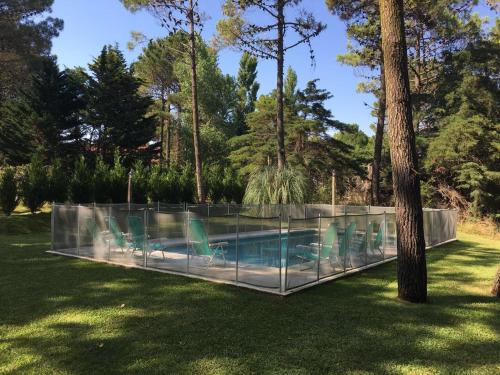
165;104;171;166
276;0;286;170
188;0;205;203
372;56;386;205
379;0;427;303
173;104;182;166
160;93;165;167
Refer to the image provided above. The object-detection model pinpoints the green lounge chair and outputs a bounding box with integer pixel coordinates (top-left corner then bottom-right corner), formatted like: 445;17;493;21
107;216;131;252
127;215;165;258
342;222;358;268
295;222;339;269
295;221;357;270
188;218;228;266
368;221;384;255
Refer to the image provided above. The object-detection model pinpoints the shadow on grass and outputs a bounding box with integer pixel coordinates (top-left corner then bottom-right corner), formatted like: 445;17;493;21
1;235;499;374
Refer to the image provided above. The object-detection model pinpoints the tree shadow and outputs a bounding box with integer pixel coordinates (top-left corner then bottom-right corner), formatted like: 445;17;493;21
1;234;499;374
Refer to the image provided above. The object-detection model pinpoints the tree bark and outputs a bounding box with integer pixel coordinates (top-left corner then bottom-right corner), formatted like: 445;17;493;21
372;55;386;206
173;104;182;166
379;0;427;303
188;0;205;203
275;0;286;170
160;92;166;167
165;104;171;167
492;266;500;297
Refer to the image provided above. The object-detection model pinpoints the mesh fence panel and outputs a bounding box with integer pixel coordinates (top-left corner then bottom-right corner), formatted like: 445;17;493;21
51;203;456;294
235;215;282;290
384;213;397;258
146;211;188;273
318;216;347;278
366;213;385;264
346;206;368;215
53;205;78;254
345;215;368;269
423;210;433;247
285;217;320;290
186;215;236;282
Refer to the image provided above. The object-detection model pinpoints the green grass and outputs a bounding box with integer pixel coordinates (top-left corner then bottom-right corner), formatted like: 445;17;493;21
0;214;499;374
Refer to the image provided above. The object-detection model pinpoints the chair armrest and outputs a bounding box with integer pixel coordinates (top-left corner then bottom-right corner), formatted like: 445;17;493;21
296;244;319;251
209;241;228;247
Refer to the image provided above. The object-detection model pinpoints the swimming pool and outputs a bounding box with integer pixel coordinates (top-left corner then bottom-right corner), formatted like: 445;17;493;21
162;229;318;267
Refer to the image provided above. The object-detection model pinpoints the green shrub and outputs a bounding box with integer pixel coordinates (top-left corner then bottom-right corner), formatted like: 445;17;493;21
148;164;180;203
93;156;111;203
21;155;48;214
0;167;19;215
69;156;93;203
47;159;68;203
131;160;149;204
205;164;225;203
178;164;195;203
222;167;245;203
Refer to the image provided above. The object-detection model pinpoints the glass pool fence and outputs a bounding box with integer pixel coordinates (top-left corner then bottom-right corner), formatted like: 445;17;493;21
50;203;458;295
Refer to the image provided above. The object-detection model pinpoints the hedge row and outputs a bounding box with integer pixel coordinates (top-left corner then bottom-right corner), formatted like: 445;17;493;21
0;154;245;215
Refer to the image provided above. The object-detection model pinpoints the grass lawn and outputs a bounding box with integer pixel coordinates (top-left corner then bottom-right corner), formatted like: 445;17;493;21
0;213;499;374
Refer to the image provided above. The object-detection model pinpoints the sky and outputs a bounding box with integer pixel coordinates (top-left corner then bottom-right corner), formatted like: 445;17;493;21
50;0;497;135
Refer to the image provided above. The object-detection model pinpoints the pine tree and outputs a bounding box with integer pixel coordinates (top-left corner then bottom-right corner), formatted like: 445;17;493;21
87;45;156;164
380;0;427;303
217;0;325;169
0;57;85;165
133;35;181;166
121;0;207;203
0;0;63;103
235;52;259;135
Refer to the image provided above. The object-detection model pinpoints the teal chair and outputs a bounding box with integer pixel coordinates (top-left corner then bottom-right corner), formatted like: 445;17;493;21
127;215;165;258
342;222;358;268
188;218;227;266
368;221;384;255
295;222;339;269
107;216;130;252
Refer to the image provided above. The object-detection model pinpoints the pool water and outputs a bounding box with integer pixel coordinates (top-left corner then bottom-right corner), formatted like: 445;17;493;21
165;230;318;267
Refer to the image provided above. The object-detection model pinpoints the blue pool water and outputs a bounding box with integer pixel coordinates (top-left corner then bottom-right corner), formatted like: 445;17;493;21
167;230;318;267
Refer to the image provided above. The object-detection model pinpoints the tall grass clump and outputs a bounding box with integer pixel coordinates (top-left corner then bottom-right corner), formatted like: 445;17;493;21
243;165;307;204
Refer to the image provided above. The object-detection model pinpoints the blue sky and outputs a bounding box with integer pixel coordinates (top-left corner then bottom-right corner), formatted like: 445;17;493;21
50;0;497;135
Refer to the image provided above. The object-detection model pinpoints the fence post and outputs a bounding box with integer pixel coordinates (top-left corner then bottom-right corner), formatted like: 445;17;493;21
143;209;148;267
343;210;348;272
317;213;322;281
51;202;55;251
383;211;387;260
236;213;239;284
186;211;190;274
283;215;289;294
76;204;80;256
365;213;368;265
